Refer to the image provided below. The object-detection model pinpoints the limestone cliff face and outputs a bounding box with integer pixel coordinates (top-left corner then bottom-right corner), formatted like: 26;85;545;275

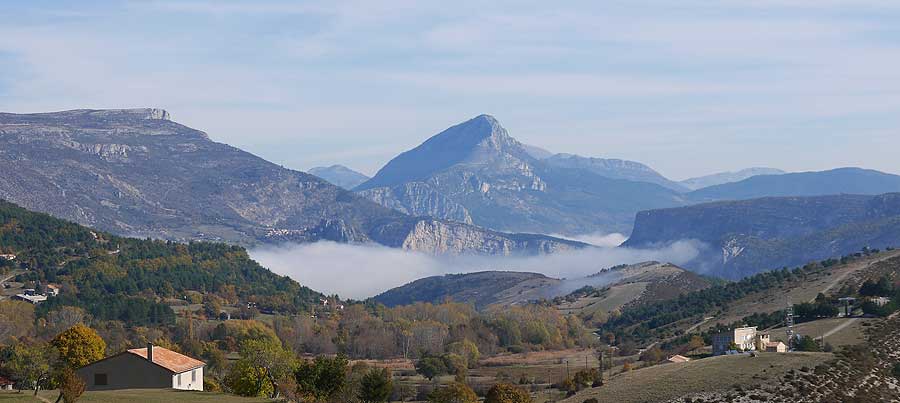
357;182;473;224
0;108;580;255
400;219;580;255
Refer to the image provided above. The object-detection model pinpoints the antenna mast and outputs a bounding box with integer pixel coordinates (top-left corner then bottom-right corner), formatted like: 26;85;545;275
785;298;795;350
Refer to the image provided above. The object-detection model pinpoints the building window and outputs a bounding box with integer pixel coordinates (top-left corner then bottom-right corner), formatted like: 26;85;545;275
94;373;108;386
192;370;196;382
177;373;182;386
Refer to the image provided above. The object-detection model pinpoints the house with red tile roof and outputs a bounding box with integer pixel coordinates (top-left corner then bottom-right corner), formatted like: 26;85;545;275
0;375;14;390
76;344;205;391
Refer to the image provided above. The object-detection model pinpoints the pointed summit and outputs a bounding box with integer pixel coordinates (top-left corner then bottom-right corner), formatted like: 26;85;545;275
433;114;509;144
356;114;525;190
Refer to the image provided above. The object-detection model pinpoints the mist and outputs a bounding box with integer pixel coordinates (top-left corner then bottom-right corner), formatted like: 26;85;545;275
250;240;703;300
547;232;629;247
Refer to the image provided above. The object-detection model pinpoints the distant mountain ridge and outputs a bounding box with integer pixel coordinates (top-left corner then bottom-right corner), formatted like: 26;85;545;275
680;167;785;190
308;165;370;189
355;115;687;235
0;108;583;256
687;168;900;201
625;193;900;278
543;153;688;192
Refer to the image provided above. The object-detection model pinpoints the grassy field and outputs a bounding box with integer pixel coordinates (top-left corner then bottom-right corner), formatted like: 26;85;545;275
560;352;832;403
767;317;873;347
0;389;269;403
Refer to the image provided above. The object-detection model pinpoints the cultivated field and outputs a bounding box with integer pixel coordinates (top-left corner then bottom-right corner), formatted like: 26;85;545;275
560;352;832;403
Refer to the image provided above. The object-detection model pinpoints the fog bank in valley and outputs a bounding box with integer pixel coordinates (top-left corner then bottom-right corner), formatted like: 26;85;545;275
250;240;702;300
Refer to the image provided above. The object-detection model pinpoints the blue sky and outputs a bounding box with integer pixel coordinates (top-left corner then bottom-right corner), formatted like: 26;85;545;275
1;0;898;179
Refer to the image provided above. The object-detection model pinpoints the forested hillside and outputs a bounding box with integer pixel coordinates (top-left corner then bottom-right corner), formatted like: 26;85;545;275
0;198;323;324
0;199;596;400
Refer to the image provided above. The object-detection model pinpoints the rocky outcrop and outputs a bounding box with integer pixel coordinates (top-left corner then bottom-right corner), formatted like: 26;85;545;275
357;182;474;224
400;219;582;255
0;108;580;255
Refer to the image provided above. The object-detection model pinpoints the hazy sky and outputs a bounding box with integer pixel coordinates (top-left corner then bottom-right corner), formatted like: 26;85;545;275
1;1;898;180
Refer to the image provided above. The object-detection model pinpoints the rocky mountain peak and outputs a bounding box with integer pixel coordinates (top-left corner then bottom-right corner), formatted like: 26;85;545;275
308;165;370;190
434;114;512;147
356;114;527;190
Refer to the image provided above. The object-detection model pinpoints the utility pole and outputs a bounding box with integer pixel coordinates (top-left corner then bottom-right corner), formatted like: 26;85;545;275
547;368;552;402
598;350;604;385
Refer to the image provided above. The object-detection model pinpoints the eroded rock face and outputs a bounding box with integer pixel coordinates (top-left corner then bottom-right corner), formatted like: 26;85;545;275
0;108;580;255
401;219;579;255
357;183;474;225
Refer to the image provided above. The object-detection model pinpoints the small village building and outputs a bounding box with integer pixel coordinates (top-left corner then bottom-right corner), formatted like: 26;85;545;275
667;355;691;363
0;254;16;261
46;284;61;296
77;344;205;391
712;326;758;355
765;341;788;353
872;296;891;307
0;376;14;390
13;293;47;304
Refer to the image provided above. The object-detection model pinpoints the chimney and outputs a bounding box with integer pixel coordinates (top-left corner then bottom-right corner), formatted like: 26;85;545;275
147;343;154;362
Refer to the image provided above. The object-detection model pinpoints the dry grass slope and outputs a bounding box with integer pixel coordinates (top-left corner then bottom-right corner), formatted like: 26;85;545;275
560;352;831;403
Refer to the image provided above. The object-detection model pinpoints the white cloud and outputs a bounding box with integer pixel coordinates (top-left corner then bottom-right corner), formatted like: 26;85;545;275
548;232;629;248
1;1;899;179
249;240;701;299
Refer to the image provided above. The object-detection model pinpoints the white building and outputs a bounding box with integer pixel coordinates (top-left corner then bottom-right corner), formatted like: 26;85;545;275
77;344;205;391
712;326;759;355
872;296;891;307
13;292;47;304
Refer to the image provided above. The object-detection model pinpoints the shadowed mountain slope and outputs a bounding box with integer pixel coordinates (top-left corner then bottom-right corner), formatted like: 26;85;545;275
625;193;900;278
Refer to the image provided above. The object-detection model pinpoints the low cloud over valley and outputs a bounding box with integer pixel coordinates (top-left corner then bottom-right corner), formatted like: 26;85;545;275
250;240;702;299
